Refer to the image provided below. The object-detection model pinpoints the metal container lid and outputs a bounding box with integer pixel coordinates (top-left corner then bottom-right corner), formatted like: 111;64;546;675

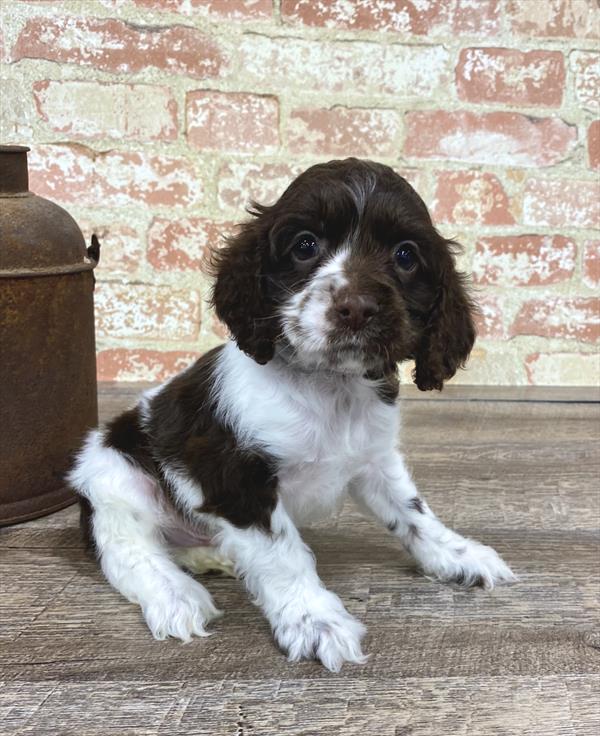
0;145;96;278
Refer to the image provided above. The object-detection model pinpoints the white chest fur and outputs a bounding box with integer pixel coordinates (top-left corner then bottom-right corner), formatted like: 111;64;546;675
214;343;400;526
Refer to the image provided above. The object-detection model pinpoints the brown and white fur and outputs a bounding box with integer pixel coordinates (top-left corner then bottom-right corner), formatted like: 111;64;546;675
69;159;515;672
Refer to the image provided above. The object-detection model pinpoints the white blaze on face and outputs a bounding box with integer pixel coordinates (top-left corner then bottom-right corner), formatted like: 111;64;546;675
281;249;350;358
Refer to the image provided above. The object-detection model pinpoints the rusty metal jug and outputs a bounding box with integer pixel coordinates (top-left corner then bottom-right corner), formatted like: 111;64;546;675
0;145;99;524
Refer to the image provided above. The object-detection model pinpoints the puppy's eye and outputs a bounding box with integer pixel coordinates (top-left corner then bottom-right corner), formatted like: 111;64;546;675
292;233;320;262
394;241;418;271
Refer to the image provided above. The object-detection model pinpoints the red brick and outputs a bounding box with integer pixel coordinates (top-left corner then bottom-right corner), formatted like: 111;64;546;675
571;52;600;111
282;0;500;36
33;81;177;141
28;145;203;207
95;151;202;207
589;121;600;170
432;171;514;226
97;348;200;382
393;168;427;199
404;111;576;167
507;0;599;39
128;0;271;17
12;17;226;78
238;35;449;97
281;0;450;34
78;221;144;278
147;217;236;271
217;161;303;210
95;283;201;340
522;179;599;229
287;107;400;156
28;144;95;204
473;236;576;286
452;0;501;35
583;241;600;288
456;48;565;107
525;352;600;386
512;298;600;342
187;91;279;153
475;295;506;339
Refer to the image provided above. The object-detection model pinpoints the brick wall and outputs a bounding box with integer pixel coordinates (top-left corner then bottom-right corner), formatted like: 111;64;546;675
1;0;598;386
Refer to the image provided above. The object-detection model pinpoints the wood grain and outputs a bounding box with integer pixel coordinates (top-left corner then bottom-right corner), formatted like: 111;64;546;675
1;385;599;735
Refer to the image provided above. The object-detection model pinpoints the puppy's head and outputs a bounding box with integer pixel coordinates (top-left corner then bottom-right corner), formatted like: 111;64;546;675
211;158;476;390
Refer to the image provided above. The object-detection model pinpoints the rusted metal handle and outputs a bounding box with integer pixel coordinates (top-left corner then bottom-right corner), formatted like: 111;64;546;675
87;234;101;287
87;234;101;265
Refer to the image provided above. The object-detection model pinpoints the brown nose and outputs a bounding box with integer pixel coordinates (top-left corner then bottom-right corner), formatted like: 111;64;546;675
334;294;379;331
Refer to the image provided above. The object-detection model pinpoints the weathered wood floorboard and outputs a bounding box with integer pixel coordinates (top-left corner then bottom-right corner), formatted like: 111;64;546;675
1;384;599;735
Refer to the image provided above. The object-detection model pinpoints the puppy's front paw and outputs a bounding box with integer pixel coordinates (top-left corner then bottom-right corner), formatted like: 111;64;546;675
274;605;367;672
426;539;517;590
142;579;222;642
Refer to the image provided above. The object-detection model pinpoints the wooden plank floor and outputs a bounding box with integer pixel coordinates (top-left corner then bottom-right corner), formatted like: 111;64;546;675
1;384;599;736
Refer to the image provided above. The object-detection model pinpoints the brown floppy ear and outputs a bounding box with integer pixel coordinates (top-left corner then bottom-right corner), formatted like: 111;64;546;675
210;212;277;364
413;254;476;392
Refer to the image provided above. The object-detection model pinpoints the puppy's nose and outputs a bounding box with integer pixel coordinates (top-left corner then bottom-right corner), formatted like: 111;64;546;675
335;294;379;331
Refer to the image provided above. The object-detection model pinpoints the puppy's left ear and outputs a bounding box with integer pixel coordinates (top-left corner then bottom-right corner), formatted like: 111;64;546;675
210;212;277;364
413;247;476;391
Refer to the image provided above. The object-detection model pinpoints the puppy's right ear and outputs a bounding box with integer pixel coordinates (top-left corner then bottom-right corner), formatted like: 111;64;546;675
210;212;277;364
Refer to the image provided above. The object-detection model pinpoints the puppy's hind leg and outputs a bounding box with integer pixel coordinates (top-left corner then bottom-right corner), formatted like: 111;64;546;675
69;431;221;642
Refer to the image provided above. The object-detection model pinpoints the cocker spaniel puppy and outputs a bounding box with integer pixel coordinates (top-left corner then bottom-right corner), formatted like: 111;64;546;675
69;158;515;671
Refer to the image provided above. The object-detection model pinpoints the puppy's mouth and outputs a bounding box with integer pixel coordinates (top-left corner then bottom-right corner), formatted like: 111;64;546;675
279;280;408;373
328;329;394;368
279;320;391;374
325;344;373;373
327;327;374;356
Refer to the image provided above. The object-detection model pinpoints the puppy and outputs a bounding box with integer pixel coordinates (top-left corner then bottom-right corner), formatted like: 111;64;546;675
69;158;515;672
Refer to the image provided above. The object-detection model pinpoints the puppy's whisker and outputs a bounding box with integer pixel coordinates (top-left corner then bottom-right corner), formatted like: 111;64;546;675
252;314;280;322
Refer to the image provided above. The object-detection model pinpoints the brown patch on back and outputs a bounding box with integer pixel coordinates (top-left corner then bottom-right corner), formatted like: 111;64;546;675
185;432;278;530
98;346;279;532
104;407;156;476
148;346;279;531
